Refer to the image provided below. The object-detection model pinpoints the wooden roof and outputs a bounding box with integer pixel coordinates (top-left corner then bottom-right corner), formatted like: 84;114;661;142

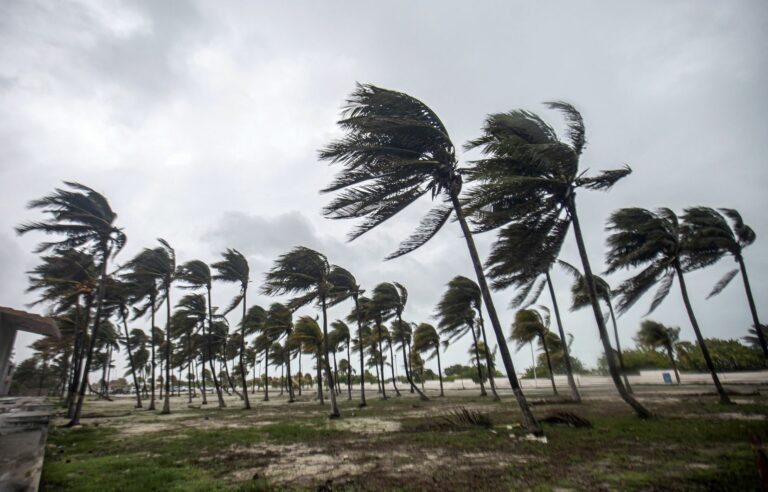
0;307;60;338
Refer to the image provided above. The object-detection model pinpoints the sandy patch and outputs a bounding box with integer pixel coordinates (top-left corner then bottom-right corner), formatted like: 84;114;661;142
330;417;402;434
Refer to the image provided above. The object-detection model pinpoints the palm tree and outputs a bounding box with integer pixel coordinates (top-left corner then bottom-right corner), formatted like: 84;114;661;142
16;182;126;426
636;320;681;384
212;249;252;409
434;276;499;399
464;103;649;419
290;316;325;404
347;296;375;404
319;84;540;433
102;278;143;408
176;260;227;407
559;261;632;391
262;247;342;418
413;323;443;396
372;282;429;400
481;224;582;402
511;308;559;395
745;325;768;351
330;320;353;399
25;249;98;413
681;207;767;360
329;268;369;406
606;207;732;404
264;303;294;402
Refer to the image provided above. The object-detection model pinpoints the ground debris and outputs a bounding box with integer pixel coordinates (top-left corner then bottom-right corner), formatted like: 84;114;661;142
541;411;593;428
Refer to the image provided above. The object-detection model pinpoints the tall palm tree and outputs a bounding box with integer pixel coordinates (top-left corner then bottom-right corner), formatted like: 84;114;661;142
212;249;252;409
262;247;342;418
264;303;294;402
319;84;540;433
636;320;681;384
559;261;632;391
329;268;369;406
413;323;443;396
681;207;767;360
176;260;226;407
330;320;353;400
17;182;126;426
434;276;499;399
511;308;559;395
372;282;429;400
102;278;143;408
25;249;98;413
290;315;325;404
347;296;375;404
482;224;582;402
464;103;649;419
606;207;732;404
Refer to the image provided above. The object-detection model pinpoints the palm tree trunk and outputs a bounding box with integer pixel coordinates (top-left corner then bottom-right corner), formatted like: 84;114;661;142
279;364;284;396
436;348;444;397
468;322;487;396
206;287;226;408
737;255;768;361
321;296;340;418
298;350;303;396
148;298;157;411
546;272;581;402
67;247;111;427
567;199;651;418
162;288;172;414
331;351;341;396
374;357;382;393
239;290;251;409
451;194;542;434
68;296;93;417
541;336;558;396
263;346;270;401
673;260;732;404
477;314;500;400
120;314;143;408
607;300;633;393
200;355;208;405
346;342;352;400
388;341;401;397
285;349;295;402
665;343;681;384
316;351;324;404
376;318;388;399
353;295;367;407
401;341;429;400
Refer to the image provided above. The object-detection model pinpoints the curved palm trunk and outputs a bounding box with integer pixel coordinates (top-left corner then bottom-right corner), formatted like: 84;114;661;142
374;357;382;393
205;287;225;408
388;341;401;397
67;248;111;427
477;315;500;400
187;337;193;403
451;194;542;434
161;289;172;414
279;364;284;396
298;351;303;396
546;272;581;402
316;351;324;404
398;314;429;400
568;201;651;418
239;290;251;409
65;299;88;414
436;347;444;396
346;342;352;400
263;346;270;401
375;318;388;399
540;336;558;396
353;295;367;407
737;255;768;361
286;349;295;403
321;297;340;418
120;313;143;408
148;299;157;411
665;343;681;384
222;354;241;398
606;300;632;393
673;260;732;404
468;321;487;396
331;351;341;396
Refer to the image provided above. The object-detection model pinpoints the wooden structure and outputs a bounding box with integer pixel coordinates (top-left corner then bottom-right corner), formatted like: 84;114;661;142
0;307;59;396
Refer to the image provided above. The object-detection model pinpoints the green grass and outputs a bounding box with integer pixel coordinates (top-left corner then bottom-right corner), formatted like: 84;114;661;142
40;393;768;491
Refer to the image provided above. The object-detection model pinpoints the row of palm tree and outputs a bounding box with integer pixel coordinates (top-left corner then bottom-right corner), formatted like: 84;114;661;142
317;83;765;433
16;86;763;435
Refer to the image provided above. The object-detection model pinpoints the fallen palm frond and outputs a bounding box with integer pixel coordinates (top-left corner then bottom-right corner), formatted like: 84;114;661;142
439;406;493;429
541;411;592;428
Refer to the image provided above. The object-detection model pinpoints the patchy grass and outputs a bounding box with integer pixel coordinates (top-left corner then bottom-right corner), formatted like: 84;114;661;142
40;389;768;491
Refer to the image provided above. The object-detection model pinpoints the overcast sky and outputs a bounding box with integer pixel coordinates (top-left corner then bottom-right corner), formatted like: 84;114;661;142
2;1;766;379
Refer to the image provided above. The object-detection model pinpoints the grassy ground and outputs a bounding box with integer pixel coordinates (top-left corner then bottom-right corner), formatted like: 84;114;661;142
41;386;768;491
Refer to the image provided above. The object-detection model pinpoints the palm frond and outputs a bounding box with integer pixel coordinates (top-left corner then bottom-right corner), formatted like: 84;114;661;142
706;268;740;299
